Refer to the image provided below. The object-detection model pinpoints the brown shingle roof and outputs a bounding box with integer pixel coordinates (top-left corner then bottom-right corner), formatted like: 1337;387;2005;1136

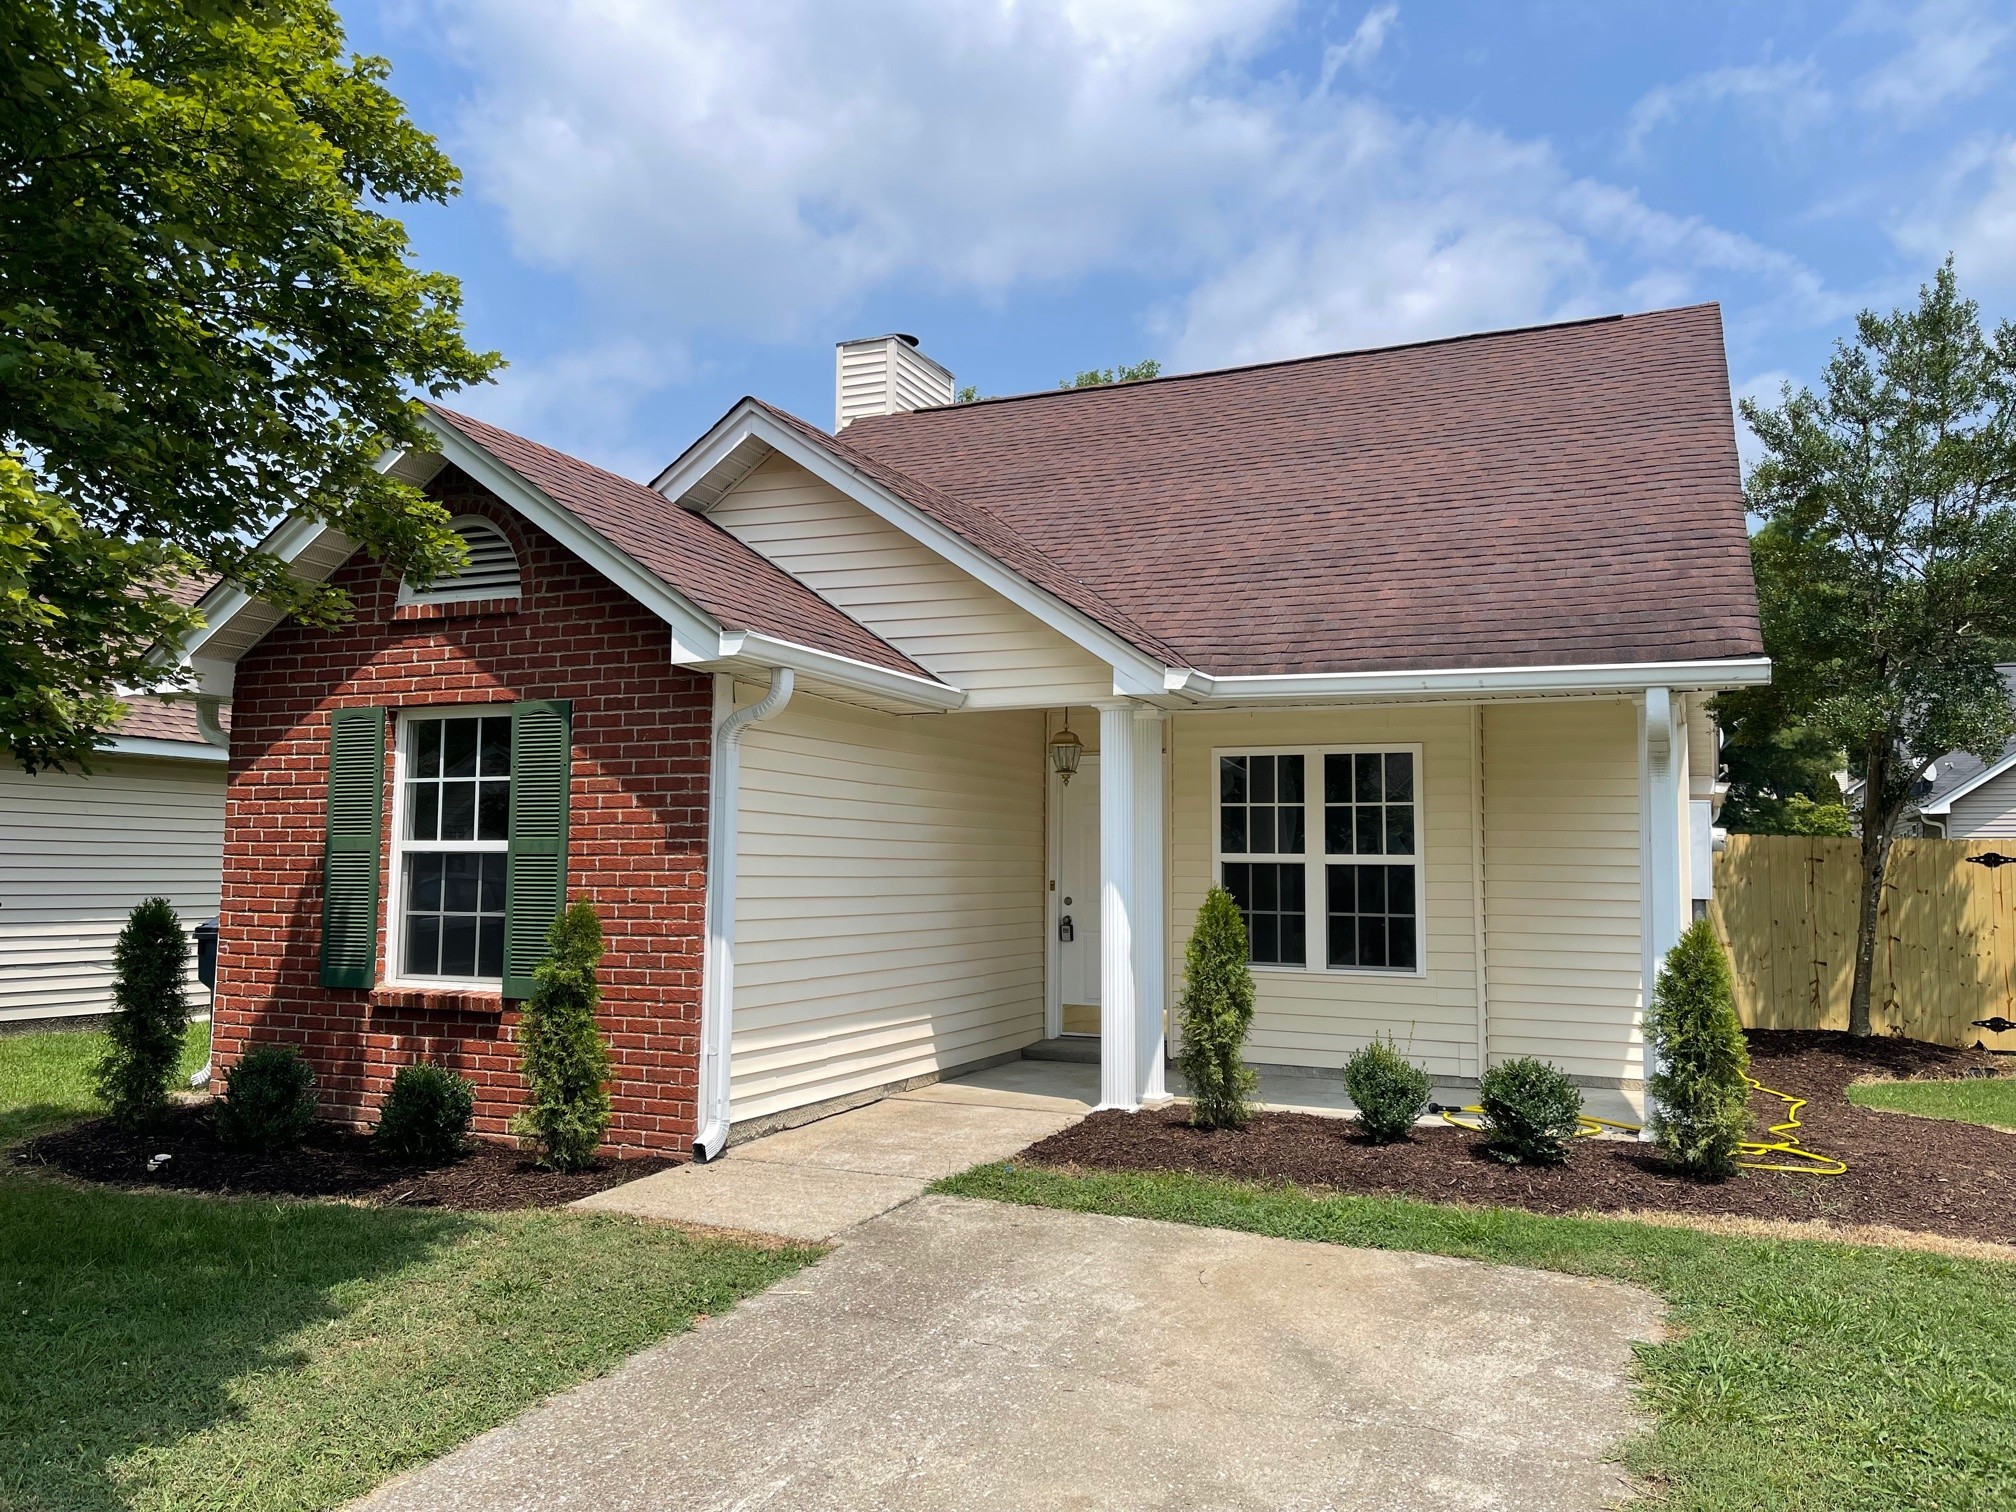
427;406;932;681
839;305;1762;677
113;697;229;745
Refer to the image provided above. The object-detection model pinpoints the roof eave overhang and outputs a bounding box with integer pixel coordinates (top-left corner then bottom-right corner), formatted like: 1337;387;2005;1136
654;401;1171;698
1164;656;1773;705
95;735;229;764
160;416;962;714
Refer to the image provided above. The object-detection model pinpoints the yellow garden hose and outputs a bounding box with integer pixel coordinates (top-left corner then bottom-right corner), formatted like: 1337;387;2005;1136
1435;1076;1846;1175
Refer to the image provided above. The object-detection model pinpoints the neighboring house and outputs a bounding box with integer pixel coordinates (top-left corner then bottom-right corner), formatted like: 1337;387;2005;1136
180;306;1765;1158
0;696;228;1025
1918;665;2016;839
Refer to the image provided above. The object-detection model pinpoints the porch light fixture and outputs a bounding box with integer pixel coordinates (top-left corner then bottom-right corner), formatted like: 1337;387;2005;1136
1048;720;1084;785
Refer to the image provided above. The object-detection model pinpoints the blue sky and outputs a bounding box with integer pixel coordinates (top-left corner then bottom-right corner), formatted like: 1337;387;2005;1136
344;0;2016;480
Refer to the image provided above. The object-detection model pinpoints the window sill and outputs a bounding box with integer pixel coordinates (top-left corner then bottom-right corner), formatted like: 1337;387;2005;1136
371;984;508;1015
391;597;521;622
1249;964;1428;981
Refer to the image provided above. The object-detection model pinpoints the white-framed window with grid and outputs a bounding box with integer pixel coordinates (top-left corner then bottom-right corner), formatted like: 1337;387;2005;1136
386;708;513;986
1212;744;1426;977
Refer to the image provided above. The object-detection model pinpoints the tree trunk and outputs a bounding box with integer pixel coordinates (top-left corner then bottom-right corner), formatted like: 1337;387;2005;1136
1847;742;1893;1038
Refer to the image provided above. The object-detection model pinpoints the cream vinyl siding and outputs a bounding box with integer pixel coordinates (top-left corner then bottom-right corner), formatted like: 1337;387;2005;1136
730;694;1046;1121
0;755;225;1022
710;456;1113;708
1947;768;2016;837
1481;700;1644;1081
1169;706;1484;1079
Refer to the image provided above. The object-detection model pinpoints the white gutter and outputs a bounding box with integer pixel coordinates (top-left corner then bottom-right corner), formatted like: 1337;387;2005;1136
693;668;796;1161
1166;656;1773;702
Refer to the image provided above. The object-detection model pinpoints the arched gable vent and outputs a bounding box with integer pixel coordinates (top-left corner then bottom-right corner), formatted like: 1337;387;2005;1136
401;517;522;605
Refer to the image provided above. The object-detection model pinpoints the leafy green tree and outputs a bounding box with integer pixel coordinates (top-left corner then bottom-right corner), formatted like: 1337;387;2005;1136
1059;359;1161;390
1175;885;1257;1130
93;896;188;1127
1713;672;1849;834
0;0;497;772
1646;920;1751;1179
1742;261;2016;1036
514;900;612;1170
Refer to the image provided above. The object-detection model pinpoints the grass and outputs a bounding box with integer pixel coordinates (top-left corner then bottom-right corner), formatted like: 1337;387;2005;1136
1847;1075;2016;1131
938;1162;2016;1512
0;1020;211;1147
0;1022;820;1511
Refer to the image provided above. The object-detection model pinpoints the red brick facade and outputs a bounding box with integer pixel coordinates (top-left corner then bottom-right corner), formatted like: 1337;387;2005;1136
212;468;713;1157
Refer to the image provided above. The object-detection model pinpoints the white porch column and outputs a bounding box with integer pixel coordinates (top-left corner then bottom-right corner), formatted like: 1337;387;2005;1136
1640;687;1686;1133
1097;702;1140;1110
1132;706;1170;1104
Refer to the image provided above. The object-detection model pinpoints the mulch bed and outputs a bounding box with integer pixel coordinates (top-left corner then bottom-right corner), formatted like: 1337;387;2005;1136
1023;1031;2016;1247
12;1101;672;1212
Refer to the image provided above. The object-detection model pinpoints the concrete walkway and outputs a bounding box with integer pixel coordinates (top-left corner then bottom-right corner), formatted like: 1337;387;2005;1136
356;1195;1660;1512
574;1059;1093;1241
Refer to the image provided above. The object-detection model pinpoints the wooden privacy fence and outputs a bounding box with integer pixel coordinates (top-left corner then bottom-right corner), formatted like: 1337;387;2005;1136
1711;834;2016;1049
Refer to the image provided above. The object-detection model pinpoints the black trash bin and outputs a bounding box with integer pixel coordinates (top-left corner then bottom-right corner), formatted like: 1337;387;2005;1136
194;917;219;993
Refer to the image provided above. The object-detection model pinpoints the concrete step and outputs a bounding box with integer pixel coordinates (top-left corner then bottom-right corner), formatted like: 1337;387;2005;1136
1021;1037;1100;1064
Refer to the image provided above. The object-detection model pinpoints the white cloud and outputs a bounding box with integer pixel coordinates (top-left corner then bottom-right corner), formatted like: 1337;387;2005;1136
1893;135;2016;291
1320;4;1399;88
1855;0;2011;118
421;0;1837;381
1622;60;1832;158
456;338;692;479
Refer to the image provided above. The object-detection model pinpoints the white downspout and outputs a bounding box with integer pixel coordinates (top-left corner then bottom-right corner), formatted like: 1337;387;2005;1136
694;668;795;1161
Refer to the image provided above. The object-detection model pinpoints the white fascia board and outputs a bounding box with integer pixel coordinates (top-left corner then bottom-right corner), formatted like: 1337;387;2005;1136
1167;656;1773;703
165;511;354;671
656;402;1174;696
1921;750;2016;815
719;632;966;711
98;736;228;764
421;416;728;655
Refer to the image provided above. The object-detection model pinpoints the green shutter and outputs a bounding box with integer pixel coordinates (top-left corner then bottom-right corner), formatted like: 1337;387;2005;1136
320;706;386;989
502;699;573;999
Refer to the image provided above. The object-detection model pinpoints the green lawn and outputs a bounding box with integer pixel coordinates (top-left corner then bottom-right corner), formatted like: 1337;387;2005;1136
0;1022;819;1511
1847;1075;2016;1132
0;1019;211;1147
938;1163;2016;1512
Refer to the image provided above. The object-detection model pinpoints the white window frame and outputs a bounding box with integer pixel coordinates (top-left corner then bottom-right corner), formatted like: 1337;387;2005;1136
1211;743;1427;979
395;515;522;607
384;705;514;992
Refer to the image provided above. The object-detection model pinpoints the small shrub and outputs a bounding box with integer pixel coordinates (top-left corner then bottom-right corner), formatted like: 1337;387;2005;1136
217;1043;317;1149
514;899;612;1171
1343;1035;1431;1143
1478;1057;1582;1165
1647;918;1751;1179
94;897;189;1128
1175;885;1258;1130
375;1062;475;1162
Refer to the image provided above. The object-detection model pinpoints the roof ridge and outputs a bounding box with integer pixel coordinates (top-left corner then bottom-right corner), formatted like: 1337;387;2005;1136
885;303;1719;418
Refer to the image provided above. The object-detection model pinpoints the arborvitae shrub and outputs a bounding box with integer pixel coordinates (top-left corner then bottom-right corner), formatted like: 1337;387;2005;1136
375;1062;476;1162
217;1043;318;1149
1343;1035;1431;1143
1478;1056;1582;1165
94;897;188;1128
513;899;612;1170
1176;885;1257;1130
1647;918;1751;1179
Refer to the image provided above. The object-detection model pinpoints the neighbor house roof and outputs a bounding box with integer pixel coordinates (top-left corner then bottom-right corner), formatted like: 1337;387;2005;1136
835;304;1762;677
427;406;932;681
1919;665;2016;815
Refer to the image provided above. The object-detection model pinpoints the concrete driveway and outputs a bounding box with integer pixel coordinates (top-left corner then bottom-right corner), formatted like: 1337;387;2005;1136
357;1193;1660;1511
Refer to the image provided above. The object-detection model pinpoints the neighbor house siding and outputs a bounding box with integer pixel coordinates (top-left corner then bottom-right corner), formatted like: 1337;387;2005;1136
0;755;224;1022
1481;700;1644;1082
1946;768;2016;838
1167;705;1485;1080
730;692;1046;1121
709;455;1112;708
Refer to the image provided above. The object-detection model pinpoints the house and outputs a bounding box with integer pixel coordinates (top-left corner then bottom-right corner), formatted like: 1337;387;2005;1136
0;694;227;1025
179;306;1765;1158
1916;667;2016;839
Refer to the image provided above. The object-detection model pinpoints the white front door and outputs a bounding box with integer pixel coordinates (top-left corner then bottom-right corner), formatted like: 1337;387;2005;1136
1057;754;1101;1034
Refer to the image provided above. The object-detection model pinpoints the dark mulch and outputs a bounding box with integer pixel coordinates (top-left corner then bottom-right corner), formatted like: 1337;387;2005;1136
1024;1031;2016;1246
12;1101;672;1211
